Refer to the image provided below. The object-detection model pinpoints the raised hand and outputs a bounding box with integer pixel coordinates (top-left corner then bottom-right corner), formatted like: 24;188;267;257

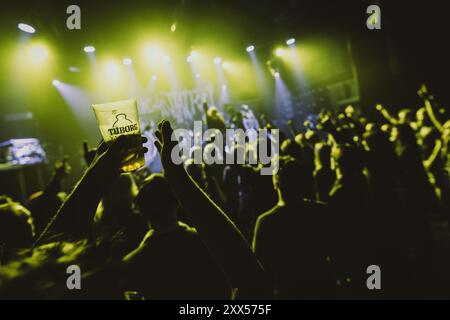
53;156;71;181
154;120;185;180
89;136;148;176
82;141;97;166
36;135;148;244
153;119;272;298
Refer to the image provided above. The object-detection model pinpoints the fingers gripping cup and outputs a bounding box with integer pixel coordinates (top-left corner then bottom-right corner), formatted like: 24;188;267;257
92;99;145;172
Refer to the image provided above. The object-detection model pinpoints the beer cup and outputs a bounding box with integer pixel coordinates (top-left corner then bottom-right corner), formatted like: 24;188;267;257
92;99;145;172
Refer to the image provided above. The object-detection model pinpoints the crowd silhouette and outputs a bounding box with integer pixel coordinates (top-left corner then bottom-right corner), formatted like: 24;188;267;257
0;85;449;299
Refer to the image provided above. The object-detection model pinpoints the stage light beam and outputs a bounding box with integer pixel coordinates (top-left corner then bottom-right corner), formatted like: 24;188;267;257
104;60;121;78
222;61;231;70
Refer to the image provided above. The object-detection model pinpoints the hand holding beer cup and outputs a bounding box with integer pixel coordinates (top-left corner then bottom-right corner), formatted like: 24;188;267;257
89;135;148;176
92;99;145;172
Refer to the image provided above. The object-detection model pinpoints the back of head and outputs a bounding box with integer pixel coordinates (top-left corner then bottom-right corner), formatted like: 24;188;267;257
137;174;178;228
105;173;138;201
396;123;416;146
0;196;35;248
99;173;138;223
274;157;313;202
280;139;302;161
332;144;364;176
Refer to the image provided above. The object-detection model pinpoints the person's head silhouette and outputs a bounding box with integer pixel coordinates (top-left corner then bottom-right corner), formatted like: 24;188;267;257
137;174;178;230
273;156;312;204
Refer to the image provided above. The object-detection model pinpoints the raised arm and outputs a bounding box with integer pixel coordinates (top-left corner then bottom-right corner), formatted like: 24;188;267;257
375;104;399;125
287;119;298;138
424;99;444;133
418;84;444;133
154;120;272;298
35;136;145;245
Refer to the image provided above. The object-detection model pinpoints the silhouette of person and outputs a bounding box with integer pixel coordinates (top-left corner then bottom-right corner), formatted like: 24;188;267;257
253;157;333;298
122;173;231;299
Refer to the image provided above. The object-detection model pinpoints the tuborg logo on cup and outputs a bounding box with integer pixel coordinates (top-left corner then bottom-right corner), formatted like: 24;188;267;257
107;112;138;137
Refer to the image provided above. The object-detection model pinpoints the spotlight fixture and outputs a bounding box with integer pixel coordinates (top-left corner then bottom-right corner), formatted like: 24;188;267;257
83;46;95;53
246;45;255;53
69;66;81;72
286;38;296;45
18;23;35;34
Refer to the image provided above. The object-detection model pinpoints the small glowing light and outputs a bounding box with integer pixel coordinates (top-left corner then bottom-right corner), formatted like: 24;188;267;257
187;55;193;63
213;57;222;64
122;57;132;65
69;66;80;72
84;46;95;53
18;23;35;34
163;55;171;63
52;79;60;86
221;85;227;90
275;48;285;57
170;23;177;32
246;45;255;53
274;71;280;77
286;38;296;45
195;73;201;79
151;75;157;81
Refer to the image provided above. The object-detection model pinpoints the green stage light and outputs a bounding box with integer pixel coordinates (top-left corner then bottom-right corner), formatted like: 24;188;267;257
84;45;95;53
